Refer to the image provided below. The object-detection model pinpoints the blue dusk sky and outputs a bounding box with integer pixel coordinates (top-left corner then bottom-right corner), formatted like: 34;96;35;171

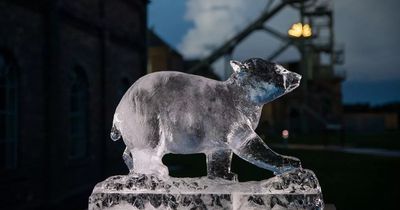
148;0;400;105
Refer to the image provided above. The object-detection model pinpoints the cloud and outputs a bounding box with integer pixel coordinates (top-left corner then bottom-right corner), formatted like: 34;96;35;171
179;0;303;61
178;0;266;58
232;6;300;61
179;0;400;82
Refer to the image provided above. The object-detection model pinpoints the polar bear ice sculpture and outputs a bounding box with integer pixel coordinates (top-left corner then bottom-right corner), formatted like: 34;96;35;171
110;58;302;180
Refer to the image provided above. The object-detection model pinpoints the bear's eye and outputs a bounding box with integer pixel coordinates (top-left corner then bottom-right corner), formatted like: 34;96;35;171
275;65;288;74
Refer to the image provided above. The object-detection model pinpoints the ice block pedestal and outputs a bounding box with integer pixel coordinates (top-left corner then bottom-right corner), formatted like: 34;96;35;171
88;169;323;210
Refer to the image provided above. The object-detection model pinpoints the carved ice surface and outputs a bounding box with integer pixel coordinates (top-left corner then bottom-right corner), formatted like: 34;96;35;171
89;58;324;210
111;58;302;178
89;169;323;210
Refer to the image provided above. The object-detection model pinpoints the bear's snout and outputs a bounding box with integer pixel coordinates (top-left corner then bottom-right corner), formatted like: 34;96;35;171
285;72;301;92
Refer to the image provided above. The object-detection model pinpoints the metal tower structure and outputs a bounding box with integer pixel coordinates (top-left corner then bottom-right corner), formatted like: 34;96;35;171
188;0;345;134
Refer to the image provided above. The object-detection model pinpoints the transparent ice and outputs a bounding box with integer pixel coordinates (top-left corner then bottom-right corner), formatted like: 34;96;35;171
89;169;323;210
110;58;302;179
89;58;324;210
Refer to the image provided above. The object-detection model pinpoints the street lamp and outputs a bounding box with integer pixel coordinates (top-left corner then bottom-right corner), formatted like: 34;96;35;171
288;22;312;38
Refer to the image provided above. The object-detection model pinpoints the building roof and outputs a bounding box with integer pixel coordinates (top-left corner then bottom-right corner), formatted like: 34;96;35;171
147;29;182;57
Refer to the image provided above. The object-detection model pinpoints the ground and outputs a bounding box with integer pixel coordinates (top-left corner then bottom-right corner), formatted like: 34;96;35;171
163;132;400;210
263;131;400;150
269;148;399;210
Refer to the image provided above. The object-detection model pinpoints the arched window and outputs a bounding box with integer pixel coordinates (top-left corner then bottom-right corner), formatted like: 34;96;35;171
0;52;18;169
69;66;89;159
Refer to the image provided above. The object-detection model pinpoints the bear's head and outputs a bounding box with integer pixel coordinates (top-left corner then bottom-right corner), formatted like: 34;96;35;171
230;58;301;104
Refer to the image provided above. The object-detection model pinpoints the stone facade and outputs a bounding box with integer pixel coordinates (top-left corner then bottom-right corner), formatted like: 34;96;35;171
0;0;147;209
147;29;184;74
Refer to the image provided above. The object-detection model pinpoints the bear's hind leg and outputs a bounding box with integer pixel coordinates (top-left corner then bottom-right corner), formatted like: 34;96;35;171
122;147;134;173
131;149;169;177
206;149;237;181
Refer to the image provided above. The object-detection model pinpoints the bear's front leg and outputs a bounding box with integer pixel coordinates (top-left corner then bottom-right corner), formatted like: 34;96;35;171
206;149;238;181
228;124;301;174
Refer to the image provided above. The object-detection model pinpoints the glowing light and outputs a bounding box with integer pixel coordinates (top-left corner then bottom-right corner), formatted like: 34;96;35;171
302;24;312;37
288;23;303;37
282;129;289;139
288;23;312;38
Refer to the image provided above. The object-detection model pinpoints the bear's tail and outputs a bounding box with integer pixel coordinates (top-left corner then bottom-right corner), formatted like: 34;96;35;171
110;114;122;141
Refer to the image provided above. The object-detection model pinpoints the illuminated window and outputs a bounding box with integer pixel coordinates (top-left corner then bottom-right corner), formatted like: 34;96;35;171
0;52;18;169
69;66;89;159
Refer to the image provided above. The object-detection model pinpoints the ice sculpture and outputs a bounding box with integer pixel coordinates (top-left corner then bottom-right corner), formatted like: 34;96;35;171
111;58;301;179
89;58;324;210
89;169;323;210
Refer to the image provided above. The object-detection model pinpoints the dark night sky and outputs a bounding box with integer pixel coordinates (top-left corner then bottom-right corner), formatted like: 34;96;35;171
148;0;400;105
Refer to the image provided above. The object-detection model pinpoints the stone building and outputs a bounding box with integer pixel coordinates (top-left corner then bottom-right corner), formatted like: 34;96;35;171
343;104;399;133
147;29;220;80
147;29;184;74
0;0;147;209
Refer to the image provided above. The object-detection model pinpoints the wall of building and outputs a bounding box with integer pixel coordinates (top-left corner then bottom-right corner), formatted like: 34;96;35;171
0;0;147;209
148;46;184;73
344;113;398;133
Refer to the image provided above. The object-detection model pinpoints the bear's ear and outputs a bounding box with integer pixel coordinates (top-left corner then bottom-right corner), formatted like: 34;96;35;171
230;60;243;73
